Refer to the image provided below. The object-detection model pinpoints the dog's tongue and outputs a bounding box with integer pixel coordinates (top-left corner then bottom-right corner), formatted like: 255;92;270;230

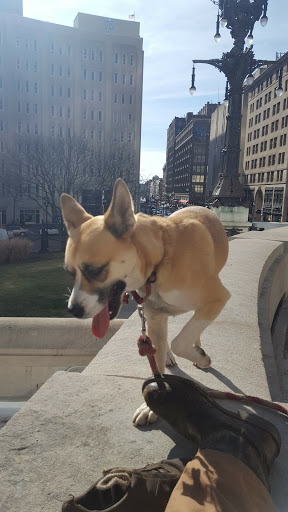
92;303;110;338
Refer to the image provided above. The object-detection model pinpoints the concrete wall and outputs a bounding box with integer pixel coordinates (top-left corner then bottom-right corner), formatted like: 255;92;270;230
0;317;124;398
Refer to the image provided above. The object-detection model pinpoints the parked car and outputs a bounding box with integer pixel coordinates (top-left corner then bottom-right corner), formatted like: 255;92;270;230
0;227;8;240
39;224;59;235
6;225;29;238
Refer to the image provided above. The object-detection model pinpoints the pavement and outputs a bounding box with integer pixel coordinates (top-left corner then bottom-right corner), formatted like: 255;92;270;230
1;228;288;512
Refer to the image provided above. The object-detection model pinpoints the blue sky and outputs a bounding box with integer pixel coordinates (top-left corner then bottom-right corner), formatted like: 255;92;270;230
23;0;287;180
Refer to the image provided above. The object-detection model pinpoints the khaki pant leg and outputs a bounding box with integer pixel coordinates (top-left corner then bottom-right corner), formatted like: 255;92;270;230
165;449;277;512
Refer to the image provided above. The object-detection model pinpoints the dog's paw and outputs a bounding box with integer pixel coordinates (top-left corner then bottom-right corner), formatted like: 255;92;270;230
166;348;177;367
133;403;157;426
191;346;211;368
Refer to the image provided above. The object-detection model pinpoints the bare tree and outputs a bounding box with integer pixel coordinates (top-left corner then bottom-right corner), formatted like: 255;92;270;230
5;136;139;223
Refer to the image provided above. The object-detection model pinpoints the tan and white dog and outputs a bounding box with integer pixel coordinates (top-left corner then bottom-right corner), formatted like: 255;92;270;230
61;179;230;426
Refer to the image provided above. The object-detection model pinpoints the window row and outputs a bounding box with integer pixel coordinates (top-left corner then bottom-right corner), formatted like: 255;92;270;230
245;152;285;170
247;115;288;142
16;121;39;135
245;172;285;186
16;39;72;57
15;59;39;72
113;73;134;86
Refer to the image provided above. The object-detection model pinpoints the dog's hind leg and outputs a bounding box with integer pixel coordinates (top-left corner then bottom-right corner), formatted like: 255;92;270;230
171;277;230;369
133;307;169;426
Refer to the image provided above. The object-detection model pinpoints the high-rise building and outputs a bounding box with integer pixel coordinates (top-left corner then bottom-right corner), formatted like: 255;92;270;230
165;103;218;205
0;1;143;224
241;54;288;222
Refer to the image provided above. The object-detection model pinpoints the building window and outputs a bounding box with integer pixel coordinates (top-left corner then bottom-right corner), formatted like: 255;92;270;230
98;129;103;141
83;89;87;100
67;87;71;98
99;71;103;82
83;69;87;80
130;55;134;66
98;111;102;121
91;49;95;61
34;82;38;93
51;85;54;96
129;75;133;86
114;73;118;84
50;43;54;55
99;50;103;62
91;110;94;121
0;209;6;224
20;209;40;224
51;105;55;116
59;86;63;97
99;91;102;102
114;53;118;64
83;49;87;60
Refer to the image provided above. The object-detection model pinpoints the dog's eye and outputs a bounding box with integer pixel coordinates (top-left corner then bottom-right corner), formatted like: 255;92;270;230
80;263;108;283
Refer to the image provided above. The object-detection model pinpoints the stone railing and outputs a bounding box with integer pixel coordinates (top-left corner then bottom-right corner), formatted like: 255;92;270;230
0;317;124;399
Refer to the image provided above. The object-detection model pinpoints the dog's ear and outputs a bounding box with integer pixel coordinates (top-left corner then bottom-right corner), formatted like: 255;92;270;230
61;194;92;234
104;179;136;238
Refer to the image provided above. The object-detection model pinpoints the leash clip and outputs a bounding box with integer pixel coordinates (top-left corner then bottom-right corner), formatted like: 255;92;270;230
137;304;146;340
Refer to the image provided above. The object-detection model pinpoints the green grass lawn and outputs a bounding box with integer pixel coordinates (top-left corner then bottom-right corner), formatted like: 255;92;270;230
0;257;74;317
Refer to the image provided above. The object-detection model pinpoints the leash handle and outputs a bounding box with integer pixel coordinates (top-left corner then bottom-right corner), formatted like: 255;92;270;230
137;305;161;376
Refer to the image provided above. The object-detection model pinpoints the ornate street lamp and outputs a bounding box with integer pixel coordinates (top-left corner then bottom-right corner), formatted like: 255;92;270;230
189;64;196;95
191;0;271;208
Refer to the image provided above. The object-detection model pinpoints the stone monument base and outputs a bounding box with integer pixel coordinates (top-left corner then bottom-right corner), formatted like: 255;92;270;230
210;204;251;233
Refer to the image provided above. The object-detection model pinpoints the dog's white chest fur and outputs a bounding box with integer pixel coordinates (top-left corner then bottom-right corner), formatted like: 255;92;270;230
144;287;191;316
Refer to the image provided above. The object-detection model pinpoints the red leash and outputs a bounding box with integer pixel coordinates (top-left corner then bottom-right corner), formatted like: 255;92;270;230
127;269;288;417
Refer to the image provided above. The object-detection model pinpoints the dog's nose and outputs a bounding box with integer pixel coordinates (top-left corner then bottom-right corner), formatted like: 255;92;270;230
68;303;84;318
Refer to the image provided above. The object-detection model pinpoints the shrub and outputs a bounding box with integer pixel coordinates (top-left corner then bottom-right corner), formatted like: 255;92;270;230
0;241;10;264
0;238;33;264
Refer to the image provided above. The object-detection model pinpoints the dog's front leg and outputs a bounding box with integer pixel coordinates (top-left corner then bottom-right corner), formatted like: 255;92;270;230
171;278;230;368
133;306;168;427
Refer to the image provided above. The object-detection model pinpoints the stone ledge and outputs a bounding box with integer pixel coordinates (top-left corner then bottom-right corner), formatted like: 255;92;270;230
1;229;288;511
